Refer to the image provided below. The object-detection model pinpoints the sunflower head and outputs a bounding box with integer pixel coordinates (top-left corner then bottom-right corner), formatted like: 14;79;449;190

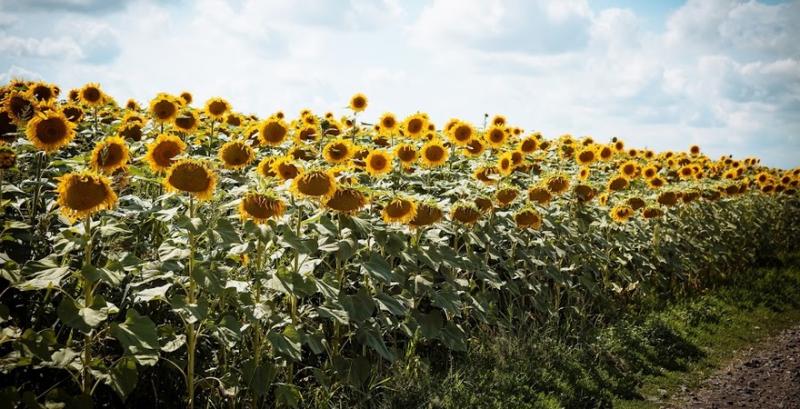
349;93;368;112
30;82;57;102
219;140;255;169
497;152;514;176
528;186;553;206
57;171;118;221
239;191;285;223
610;204;634;223
449;121;474;146
474;166;499;185
5;90;36;123
474;196;493;213
79;83;106;107
514;207;542;229
642;207;664;219
578;166;590;181
365;149;394;176
259;117;289;146
657;191;679;207
91;136;129;173
164;159;217;200
272;156;301;181
451;202;482;225
573;184;596;203
382;196;417;224
642;164;658;179
325;186;369;214
607;175;629;192
495;186;519;207
204;97;231;120
145;133;187;172
626;197;646;211
518;136;538;153
174;109;199;134
619;160;639;178
576;147;596;165
179;91;193;105
484;125;507;148
394;143;418;167
420;139;448;168
490;115;506;127
463;138;486;157
647;176;666;189
26;110;75;152
291;169;337;199
0;145;17;169
323;138;354;164
149;93;179;124
689;145;700;156
402;114;428;139
408;202;443;228
546;175;570;195
0;111;18;144
61;104;83;123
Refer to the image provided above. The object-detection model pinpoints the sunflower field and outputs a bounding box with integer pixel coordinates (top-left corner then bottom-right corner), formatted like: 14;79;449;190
0;80;799;408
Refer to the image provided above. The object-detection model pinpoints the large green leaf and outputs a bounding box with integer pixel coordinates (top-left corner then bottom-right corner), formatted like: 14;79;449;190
107;356;138;401
57;297;108;333
362;253;396;284
267;325;302;362
110;310;159;366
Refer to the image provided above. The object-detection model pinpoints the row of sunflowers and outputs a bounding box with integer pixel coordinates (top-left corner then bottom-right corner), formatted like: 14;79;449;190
1;79;799;408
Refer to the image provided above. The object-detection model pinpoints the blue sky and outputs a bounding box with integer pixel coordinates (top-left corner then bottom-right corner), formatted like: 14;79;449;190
1;0;798;168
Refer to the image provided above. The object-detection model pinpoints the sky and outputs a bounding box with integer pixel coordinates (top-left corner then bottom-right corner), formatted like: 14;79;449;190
1;0;798;168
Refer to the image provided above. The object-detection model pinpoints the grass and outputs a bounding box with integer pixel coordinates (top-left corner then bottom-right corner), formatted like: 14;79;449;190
386;256;800;409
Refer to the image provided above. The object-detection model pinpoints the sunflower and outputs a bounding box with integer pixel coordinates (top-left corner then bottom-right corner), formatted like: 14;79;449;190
689;145;700;156
90;136;129;173
272;157;302;181
449;121;474;147
164;159;217;200
364;149;393;176
257;157;277;179
597;145;613;161
610;204;634;223
402;114;428;139
573;184;596;203
420;139;448;168
495;187;519;207
323;138;354;164
61;104;83;123
224;112;243;127
490;115;506;127
125;99;140;110
30;82;56;102
463;138;486;157
619;160;639;179
144;133;187;172
682;191;700;203
576;147;596;165
607;175;629;192
26;110;75;152
149;93;179;124
295;125;319;143
324;187;368;214
382;197;417;224
259;117;288;146
497;152;514;176
174;109;199;134
118;122;143;142
349;93;368;112
289;145;316;161
204;97;231;121
647;176;666;189
642;164;658;179
219;140;255;169
626;197;646;211
514;207;542;229
528;186;552;206
518;136;538;153
409;202;443;227
56;171;118;221
239;191;285;223
578;167;590;181
450;202;481;225
79;83;106;107
642;207;664;219
0;146;16;169
394;143;418;167
546;175;570;195
4;90;36;123
179;91;193;105
678;165;694;180
0;111;18;144
474;166;499;184
657;191;678;206
374;112;398;136
484;125;507;148
291;169;337;199
474;196;493;213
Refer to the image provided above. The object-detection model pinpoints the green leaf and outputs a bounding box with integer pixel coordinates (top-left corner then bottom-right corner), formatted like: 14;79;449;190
374;292;408;317
107;356;138;401
49;347;80;369
134;283;171;303
267;325;302;362
168;295;209;324
111;310;159;366
242;358;276;397
357;326;395;361
274;383;301;408
57;297;108;333
413;310;444;340
362;253;395;284
15;260;69;291
339;287;375;324
317;306;349;324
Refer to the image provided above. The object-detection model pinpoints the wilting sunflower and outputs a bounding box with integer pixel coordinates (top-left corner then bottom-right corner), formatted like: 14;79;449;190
647;176;666;189
164;159;217;200
144;134;187;172
324;186;368;214
610;204;634;223
257;157;277;179
449;121;474;147
349;93;368;112
0;146;16;169
657;191;679;206
382;196;417;224
90;136;129;173
402;114;428;139
514;207;542;229
79;83;106;107
259;117;288;146
576;147;596;165
496;187;519;207
546;175;570;195
626;197;646;211
0;111;17;144
394;143;418;167
323;138;354;164
484;125;507;148
272;156;301;180
642;207;664;219
474;196;493;213
408;202;443;227
56;171;118;221
365;149;393;176
528;186;552;206
239;191;285;223
4;90;36;123
463;138;486;157
224;112;243;127
474;166;499;185
26;110;75;152
149;93;179;124
451;202;482;225
420;139;448;168
174;109;199;134
291;169;337;199
607;175;629;192
118;122;143;142
204;97;231;121
218;140;255;169
574;184;596;203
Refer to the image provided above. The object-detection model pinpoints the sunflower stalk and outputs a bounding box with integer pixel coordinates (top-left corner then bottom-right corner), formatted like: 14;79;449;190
81;216;94;395
29;151;45;230
186;195;198;409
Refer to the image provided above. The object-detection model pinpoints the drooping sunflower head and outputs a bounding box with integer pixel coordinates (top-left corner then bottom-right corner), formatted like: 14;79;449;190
642;207;664;219
626;197;646;211
349;93;368;112
607;175;629;192
0;111;17;144
164;159;217;200
272;156;301;181
4;90;36;123
474;165;499;185
420;139;448;168
57;171;118;221
657;191;679;207
149;93;179;124
610;204;634;223
365;149;394;176
394;143;418;167
90;136;129;173
495;186;519;207
402;113;428;139
324;186;369;214
573;184;596;203
382;196;417;224
118;121;143;142
323;138;354;164
546;174;570;195
259;117;289;147
219;140;255;169
291;169;337;199
408;202;443;228
224;112;243;127
449;121;474;147
484;125;507;148
463;138;486;157
145;133;187;172
174;109;199;134
450;202;482;225
514;207;542;229
528;186;553;206
239;191;285;223
79;83;106;107
26;110;75;152
204;97;231;120
474;196;493;213
61;104;83;123
257;156;277;179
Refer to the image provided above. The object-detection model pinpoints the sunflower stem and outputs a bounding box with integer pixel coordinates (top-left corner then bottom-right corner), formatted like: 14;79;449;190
29;151;44;235
81;216;93;395
186;195;198;409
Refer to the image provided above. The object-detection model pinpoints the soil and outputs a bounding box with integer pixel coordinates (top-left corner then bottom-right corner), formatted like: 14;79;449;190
669;325;800;408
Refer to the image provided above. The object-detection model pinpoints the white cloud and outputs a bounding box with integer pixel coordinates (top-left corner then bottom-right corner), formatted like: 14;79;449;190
0;35;83;59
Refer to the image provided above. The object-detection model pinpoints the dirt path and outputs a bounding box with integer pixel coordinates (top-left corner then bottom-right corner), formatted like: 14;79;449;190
669;325;800;408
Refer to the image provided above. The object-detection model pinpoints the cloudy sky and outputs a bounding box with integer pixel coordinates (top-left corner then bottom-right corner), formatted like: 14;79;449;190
1;0;798;168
